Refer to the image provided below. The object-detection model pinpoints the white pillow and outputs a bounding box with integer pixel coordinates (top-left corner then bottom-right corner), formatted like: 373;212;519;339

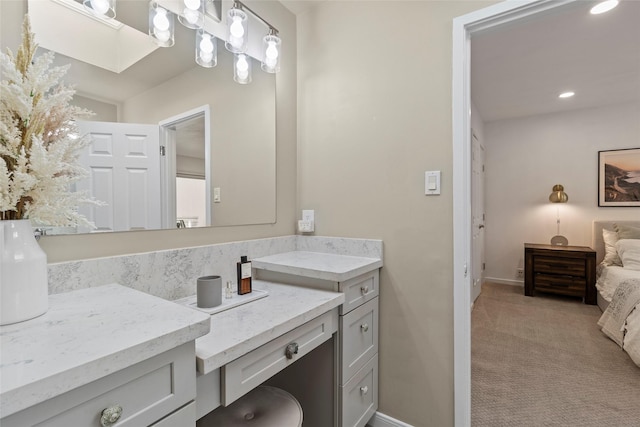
615;239;640;271
602;228;622;266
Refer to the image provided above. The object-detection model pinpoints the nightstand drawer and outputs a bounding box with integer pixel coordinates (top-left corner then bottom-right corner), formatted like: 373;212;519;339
534;274;585;296
533;256;586;277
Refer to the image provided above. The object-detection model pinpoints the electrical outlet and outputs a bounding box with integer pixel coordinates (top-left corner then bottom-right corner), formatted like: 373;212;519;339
298;220;314;233
516;268;524;279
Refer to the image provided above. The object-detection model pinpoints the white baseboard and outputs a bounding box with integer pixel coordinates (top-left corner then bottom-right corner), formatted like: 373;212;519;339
484;277;524;287
367;411;414;427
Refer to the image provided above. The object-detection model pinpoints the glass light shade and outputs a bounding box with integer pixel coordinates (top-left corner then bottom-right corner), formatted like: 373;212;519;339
83;0;116;19
196;30;217;68
261;34;281;73
149;1;175;47
233;53;252;84
225;8;248;53
549;184;568;203
178;0;204;29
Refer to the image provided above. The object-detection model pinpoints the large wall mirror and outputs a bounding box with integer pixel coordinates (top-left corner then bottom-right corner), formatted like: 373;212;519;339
1;0;276;233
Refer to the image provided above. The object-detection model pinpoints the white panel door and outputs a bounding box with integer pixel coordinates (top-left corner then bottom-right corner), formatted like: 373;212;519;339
76;121;161;233
471;131;485;304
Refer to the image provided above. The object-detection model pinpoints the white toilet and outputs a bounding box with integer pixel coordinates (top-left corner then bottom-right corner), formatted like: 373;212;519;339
197;386;303;427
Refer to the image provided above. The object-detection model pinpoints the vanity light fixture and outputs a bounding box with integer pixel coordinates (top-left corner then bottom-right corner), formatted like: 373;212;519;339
146;0;281;80
558;91;575;99
225;2;248;53
196;30;217;68
233;53;252;84
590;0;619;15
83;0;115;19
224;1;282;79
149;1;175;47
178;0;204;30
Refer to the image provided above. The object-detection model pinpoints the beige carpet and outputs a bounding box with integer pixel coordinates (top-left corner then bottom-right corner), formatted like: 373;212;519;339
472;282;640;426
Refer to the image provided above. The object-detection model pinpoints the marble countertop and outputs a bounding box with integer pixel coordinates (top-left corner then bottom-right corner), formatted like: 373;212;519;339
195;280;344;374
252;251;383;282
0;284;211;418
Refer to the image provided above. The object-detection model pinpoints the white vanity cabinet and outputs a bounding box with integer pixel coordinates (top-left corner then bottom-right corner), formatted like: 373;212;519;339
0;284;211;427
253;252;382;427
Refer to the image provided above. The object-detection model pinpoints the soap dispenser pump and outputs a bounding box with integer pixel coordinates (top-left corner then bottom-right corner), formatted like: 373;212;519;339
237;255;252;295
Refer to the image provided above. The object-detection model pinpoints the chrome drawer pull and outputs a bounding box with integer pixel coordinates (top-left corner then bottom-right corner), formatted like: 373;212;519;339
100;405;123;426
360;323;369;333
360;386;369;395
285;342;299;359
360;285;369;295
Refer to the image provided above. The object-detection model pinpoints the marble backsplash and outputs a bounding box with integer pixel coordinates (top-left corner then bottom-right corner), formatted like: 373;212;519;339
48;235;383;300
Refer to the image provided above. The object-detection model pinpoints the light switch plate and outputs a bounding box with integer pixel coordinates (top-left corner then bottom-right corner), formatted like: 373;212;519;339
213;187;221;203
425;171;441;195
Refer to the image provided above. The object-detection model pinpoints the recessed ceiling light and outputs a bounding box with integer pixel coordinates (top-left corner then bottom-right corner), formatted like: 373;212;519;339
558;91;575;99
590;0;619;15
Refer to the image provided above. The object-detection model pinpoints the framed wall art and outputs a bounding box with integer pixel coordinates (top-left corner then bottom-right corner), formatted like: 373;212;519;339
598;148;640;207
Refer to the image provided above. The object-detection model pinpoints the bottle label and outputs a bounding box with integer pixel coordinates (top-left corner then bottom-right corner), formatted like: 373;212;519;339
241;262;252;279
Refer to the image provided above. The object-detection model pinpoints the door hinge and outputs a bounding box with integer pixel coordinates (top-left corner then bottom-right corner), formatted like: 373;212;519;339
160;146;166;156
482;262;486;271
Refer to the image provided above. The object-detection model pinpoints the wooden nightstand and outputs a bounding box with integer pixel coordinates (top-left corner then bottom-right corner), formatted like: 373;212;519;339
524;243;596;305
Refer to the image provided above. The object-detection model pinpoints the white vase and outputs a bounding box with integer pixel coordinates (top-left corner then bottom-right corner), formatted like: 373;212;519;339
1;219;48;325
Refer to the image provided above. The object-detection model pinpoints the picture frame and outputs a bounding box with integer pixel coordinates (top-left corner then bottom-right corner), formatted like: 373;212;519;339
598;148;640;207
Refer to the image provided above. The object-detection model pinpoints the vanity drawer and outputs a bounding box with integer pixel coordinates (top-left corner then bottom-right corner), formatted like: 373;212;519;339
340;270;379;314
221;308;338;406
339;354;378;427
2;342;195;427
340;297;378;385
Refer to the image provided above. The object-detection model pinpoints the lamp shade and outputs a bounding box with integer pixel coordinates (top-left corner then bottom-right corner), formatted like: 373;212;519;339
549;184;568;203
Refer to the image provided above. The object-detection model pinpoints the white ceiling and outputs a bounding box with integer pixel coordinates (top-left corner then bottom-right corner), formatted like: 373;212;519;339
471;0;640;123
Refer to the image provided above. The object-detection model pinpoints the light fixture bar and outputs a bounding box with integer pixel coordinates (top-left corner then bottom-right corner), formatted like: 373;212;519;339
235;0;278;35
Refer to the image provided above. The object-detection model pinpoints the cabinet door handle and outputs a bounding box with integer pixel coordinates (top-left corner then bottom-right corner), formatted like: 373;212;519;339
100;405;123;427
285;342;299;359
360;386;369;395
360;285;369;295
360;323;369;333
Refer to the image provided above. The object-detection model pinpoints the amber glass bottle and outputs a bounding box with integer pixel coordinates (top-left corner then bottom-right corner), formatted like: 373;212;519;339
237;256;252;295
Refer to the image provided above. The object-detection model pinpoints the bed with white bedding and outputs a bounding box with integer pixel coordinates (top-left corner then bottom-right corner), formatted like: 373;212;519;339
592;221;640;367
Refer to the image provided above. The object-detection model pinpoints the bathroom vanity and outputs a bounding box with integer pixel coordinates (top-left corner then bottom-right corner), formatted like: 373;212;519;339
1;236;383;427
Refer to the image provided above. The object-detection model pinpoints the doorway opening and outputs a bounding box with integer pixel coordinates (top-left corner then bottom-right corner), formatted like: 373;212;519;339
452;1;577;425
159;105;211;229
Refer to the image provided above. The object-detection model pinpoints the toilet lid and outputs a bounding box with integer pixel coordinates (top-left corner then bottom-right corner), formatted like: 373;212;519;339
198;386;303;427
